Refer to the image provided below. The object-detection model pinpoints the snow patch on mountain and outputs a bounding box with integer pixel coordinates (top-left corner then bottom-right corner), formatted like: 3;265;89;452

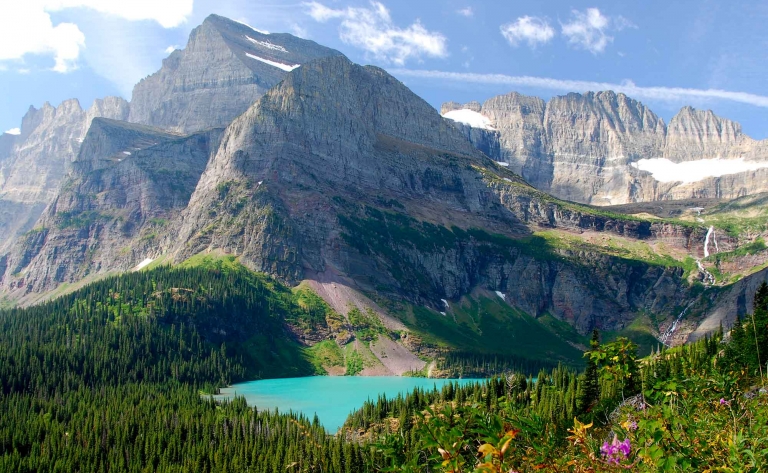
443;109;495;130
246;36;288;52
631;157;768;183
245;53;300;72
134;258;154;271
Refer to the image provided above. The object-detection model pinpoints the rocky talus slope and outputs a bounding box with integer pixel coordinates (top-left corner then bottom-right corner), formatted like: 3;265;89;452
443;93;768;205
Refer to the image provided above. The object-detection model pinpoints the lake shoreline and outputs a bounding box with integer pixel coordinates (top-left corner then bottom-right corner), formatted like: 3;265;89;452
215;376;485;433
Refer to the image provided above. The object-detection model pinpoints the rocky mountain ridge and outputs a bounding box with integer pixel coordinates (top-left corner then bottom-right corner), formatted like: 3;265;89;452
0;14;342;257
0;97;130;254
0;15;766;363
128;14;343;134
443;92;768;205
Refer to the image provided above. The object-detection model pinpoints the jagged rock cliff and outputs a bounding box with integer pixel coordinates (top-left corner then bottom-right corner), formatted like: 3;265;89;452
1;118;221;294
444;92;768;205
0;15;340;255
145;55;716;335
128;14;343;134
0;98;129;253
1;15;764;349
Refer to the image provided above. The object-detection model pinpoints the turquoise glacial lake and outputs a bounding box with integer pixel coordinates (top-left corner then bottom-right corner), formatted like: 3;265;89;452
215;376;483;432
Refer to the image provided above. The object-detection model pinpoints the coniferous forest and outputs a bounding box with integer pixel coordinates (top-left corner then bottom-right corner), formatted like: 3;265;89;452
1;264;767;472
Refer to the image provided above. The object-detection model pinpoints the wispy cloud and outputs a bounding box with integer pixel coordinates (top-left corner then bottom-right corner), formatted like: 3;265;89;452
388;68;768;108
500;16;555;48
0;1;192;73
4;128;21;135
303;1;447;65
457;7;473;18
560;8;634;54
561;8;611;53
290;23;309;38
164;45;179;54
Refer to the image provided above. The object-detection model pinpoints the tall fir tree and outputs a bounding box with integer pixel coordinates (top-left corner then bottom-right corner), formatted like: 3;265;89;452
577;329;601;415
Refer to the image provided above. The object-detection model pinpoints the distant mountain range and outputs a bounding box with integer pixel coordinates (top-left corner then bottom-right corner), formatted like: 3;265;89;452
0;14;766;366
442;94;768;205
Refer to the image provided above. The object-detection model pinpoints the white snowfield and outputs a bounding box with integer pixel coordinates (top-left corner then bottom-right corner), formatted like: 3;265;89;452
134;258;153;271
631;157;768;183
442;109;495;130
245;36;288;53
245;53;300;72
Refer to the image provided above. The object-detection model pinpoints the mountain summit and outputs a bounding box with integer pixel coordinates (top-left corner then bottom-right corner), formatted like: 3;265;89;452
129;14;344;134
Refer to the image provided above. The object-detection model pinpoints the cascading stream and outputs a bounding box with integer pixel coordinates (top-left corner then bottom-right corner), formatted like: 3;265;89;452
660;301;694;346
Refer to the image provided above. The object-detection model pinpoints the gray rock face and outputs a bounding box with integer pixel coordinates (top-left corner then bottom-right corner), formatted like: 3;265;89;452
128;14;343;134
1;118;221;294
0;14;339;256
445;92;768;205
162;56;714;334
0;98;129;252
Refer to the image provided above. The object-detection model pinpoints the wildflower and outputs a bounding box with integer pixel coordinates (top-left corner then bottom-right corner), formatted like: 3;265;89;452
601;436;631;465
719;398;730;406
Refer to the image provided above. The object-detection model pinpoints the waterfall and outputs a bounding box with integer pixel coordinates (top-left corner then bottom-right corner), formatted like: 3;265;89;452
695;259;715;285
660;301;694;346
704;226;714;258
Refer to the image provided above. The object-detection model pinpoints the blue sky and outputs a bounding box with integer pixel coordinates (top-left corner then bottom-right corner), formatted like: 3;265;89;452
2;0;767;138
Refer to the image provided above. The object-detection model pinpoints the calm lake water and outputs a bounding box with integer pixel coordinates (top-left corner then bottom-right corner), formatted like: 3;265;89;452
215;376;483;432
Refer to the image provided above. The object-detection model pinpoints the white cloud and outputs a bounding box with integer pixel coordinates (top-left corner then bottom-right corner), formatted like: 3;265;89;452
457;7;473;17
4;128;21;135
500;16;555;48
303;1;447;65
561;8;612;54
387;68;768;109
290;23;309;38
164;45;179;54
613;15;637;31
0;1;193;73
45;1;193;28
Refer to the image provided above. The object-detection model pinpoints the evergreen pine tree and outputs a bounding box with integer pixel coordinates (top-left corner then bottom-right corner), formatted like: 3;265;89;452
577;329;601;415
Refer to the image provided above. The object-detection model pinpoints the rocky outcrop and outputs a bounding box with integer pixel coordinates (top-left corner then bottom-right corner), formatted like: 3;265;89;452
158;56;712;335
444;92;768;205
0;98;129;253
128;14;343;134
1;118;221;294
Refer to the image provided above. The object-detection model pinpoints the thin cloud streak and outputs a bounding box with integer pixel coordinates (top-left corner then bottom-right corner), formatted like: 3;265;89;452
388;69;768;108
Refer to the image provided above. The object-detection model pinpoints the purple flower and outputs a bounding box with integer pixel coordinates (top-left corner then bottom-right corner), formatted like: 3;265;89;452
601;436;631;465
719;398;730;406
618;438;631;456
628;421;638;431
